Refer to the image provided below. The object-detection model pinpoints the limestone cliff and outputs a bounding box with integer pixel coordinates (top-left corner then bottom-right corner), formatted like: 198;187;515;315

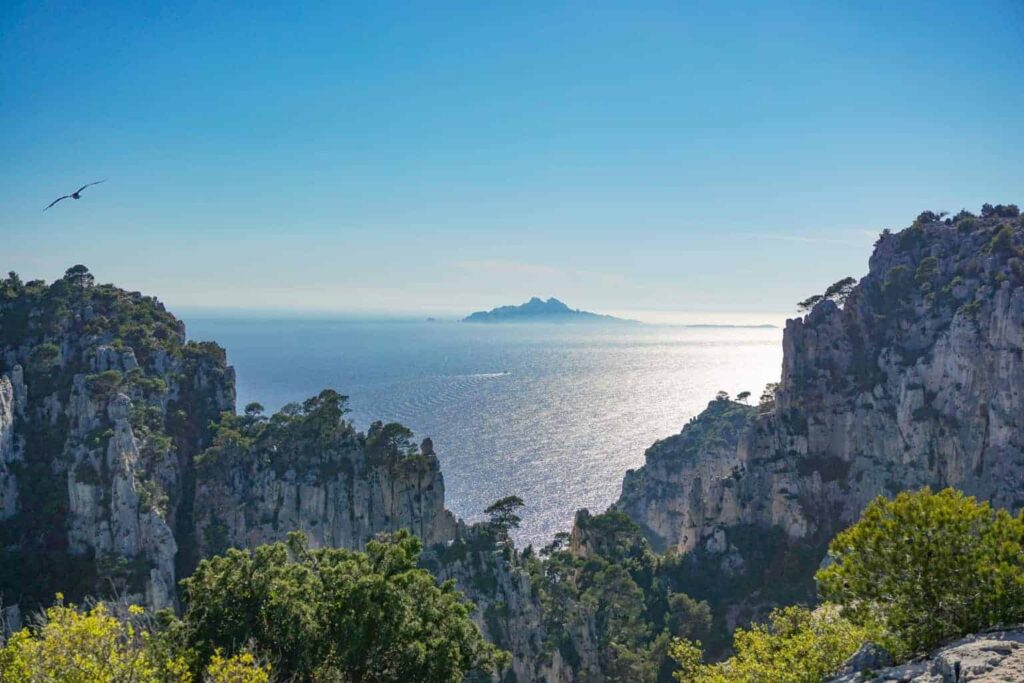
0;271;233;610
617;205;1024;624
192;401;457;556
0;268;456;613
425;527;585;683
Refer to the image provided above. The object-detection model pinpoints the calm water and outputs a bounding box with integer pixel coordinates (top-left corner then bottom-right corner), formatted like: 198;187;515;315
184;319;783;549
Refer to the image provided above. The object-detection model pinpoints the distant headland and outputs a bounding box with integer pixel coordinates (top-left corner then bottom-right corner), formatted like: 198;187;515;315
463;297;636;324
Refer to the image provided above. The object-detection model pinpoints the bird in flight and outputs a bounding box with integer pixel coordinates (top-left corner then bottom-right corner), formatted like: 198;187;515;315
44;180;107;211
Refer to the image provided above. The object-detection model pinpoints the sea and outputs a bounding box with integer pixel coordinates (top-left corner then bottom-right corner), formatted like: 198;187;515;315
183;318;783;549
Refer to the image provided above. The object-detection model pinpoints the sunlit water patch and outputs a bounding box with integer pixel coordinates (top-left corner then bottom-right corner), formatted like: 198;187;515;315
184;319;783;549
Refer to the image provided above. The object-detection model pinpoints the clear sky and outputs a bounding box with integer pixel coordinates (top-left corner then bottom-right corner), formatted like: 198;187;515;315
2;1;1022;324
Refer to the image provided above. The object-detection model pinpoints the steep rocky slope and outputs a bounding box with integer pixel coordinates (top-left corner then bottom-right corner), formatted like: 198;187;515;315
192;397;457;558
618;205;1024;627
0;268;455;613
426;527;584;683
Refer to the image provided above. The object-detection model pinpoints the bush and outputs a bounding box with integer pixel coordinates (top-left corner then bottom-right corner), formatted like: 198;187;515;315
981;203;1020;219
0;597;190;683
28;343;61;370
177;530;506;682
816;488;1024;658
987;225;1017;256
669;604;869;682
0;596;276;683
205;651;271;683
85;370;123;399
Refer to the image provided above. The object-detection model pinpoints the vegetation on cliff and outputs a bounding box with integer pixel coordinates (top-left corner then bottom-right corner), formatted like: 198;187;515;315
1;532;502;682
670;604;869;683
671;488;1024;681
0;596;269;682
817;487;1024;659
0;266;232;610
519;509;712;681
197;390;428;483
6;204;1024;681
7;487;1023;682
174;530;504;681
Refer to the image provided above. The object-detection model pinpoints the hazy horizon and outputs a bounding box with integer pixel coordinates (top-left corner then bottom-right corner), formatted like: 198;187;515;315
174;300;791;327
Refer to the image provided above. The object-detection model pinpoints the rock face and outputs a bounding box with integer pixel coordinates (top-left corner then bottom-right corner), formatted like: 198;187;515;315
427;530;584;683
0;275;234;611
617;208;1024;620
0;270;456;613
193;421;457;556
0;373;20;519
618;398;753;553
829;629;1024;682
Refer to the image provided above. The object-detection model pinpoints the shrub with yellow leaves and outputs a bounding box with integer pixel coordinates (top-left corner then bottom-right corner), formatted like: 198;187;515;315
0;595;268;683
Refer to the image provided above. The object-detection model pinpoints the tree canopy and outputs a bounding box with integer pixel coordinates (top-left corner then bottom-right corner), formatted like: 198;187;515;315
176;530;506;682
670;604;869;683
816;487;1024;658
797;276;857;312
0;596;266;683
484;495;525;540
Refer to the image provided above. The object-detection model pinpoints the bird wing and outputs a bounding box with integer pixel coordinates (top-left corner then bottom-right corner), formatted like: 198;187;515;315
44;195;71;211
75;179;107;194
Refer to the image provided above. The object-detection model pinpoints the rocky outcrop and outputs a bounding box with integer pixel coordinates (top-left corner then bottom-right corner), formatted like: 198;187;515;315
618;398;753;553
64;392;180;608
0;275;234;610
194;439;457;555
617;208;1024;622
0;373;20;520
425;527;594;683
0;269;459;614
830;629;1024;682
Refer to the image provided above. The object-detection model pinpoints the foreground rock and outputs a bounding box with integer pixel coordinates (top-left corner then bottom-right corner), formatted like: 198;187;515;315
830;629;1024;682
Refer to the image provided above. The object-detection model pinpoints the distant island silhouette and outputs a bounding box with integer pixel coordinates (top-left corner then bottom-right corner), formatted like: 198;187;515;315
463;297;636;324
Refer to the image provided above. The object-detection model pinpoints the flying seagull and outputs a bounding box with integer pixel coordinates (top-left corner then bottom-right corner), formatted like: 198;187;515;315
44;179;107;211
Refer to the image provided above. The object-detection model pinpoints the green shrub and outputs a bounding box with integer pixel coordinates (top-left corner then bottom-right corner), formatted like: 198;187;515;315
74;460;101;485
987;225;1017;255
85;370;123;399
670;604;869;682
29;343;61;370
177;531;506;682
817;488;1024;658
85;427;114;450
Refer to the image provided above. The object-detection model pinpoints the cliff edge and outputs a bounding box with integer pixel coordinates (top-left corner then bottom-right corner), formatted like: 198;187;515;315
617;205;1024;625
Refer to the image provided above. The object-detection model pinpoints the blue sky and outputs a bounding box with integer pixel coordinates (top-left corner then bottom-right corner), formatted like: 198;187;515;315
2;1;1022;323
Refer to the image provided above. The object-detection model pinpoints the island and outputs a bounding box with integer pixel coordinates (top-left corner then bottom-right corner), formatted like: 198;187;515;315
462;297;636;324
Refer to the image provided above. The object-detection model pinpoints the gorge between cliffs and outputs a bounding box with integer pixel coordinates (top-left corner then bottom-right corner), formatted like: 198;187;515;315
3;205;1024;681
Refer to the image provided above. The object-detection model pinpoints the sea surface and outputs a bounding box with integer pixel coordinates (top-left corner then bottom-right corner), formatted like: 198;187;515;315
184;318;783;549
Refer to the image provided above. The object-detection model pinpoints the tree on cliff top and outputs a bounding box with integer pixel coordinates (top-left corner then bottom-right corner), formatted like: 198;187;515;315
797;276;856;312
63;264;95;289
485;495;525;541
